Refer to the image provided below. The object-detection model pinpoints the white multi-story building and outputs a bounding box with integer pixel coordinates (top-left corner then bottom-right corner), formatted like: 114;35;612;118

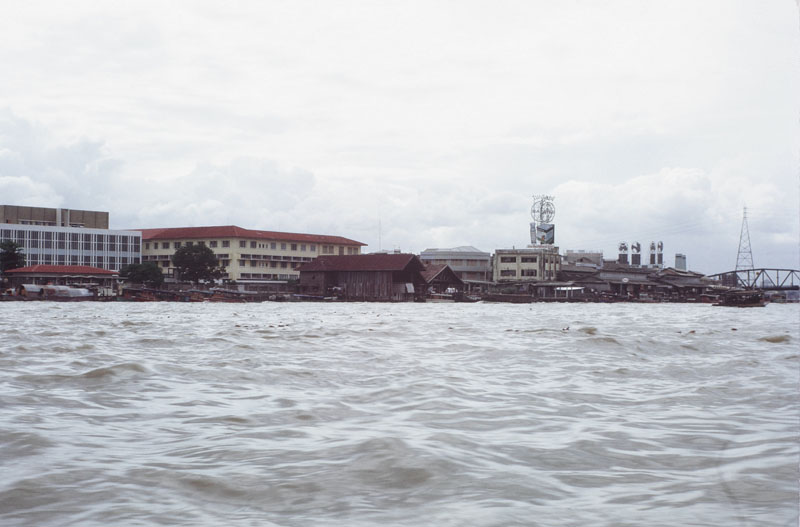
0;224;142;270
492;246;561;282
139;225;365;282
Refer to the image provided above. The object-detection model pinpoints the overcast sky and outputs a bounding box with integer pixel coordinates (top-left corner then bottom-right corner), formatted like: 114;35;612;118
1;1;798;274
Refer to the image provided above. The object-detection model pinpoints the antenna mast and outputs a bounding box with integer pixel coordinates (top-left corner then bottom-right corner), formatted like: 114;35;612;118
735;206;755;271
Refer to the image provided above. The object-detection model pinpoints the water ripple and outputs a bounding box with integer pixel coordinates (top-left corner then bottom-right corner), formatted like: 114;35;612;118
0;301;797;527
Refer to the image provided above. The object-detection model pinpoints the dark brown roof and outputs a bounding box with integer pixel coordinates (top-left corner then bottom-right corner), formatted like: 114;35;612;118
137;225;364;246
420;264;463;284
6;265;118;275
298;253;424;272
421;264;447;282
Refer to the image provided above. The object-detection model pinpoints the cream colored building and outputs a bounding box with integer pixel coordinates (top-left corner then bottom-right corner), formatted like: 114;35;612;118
492;246;561;282
139;225;365;282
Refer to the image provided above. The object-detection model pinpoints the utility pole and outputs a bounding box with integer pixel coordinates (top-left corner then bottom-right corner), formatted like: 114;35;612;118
735;206;755;272
734;206;756;288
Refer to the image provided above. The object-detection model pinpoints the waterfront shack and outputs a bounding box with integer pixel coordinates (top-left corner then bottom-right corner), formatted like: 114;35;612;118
297;253;426;301
421;264;464;294
651;268;714;301
5;265;118;291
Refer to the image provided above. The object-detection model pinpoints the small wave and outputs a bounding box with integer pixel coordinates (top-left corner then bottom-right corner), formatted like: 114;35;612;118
0;430;55;458
759;335;791;343
579;327;598;335
82;362;149;379
587;336;621;345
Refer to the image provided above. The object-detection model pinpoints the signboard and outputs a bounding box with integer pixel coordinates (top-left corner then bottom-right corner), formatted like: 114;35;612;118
536;223;555;245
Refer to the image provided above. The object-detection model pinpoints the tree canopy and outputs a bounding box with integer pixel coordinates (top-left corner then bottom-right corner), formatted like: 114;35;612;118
171;244;223;284
0;240;26;274
119;262;164;287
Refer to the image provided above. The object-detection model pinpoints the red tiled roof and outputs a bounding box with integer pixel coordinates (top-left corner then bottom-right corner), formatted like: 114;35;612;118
137;225;365;246
298;253;424;272
5;265;118;275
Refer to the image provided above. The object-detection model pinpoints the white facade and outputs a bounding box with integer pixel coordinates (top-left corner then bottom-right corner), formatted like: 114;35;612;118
493;247;561;282
1;224;142;271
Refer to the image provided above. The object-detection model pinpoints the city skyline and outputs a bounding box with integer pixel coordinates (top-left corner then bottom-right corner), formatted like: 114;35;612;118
1;1;798;275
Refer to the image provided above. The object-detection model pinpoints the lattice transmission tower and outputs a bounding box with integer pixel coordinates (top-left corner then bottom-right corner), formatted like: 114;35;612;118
735;206;754;271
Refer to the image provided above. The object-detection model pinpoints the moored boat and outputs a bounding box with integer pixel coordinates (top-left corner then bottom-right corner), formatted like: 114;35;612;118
713;289;766;307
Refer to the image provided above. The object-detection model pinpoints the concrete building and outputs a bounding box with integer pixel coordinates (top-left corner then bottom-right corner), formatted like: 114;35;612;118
139;225;365;283
1;205;109;229
1;224;142;271
419;246;491;282
492;246;561;282
675;253;687;271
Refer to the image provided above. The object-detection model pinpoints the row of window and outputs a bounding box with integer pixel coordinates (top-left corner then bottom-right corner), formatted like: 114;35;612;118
2;231;140;252
423;258;490;266
17;220;85;227
500;269;540;277
145;240;321;252
24;254;140;269
499;256;540;264
237;260;299;269
238;254;312;262
320;245;358;255
239;273;294;280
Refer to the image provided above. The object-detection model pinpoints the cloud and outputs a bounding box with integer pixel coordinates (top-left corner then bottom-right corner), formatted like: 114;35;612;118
0;2;796;274
552;166;796;273
0;110;121;210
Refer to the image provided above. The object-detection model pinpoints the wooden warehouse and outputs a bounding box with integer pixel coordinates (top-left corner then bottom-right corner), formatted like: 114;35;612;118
297;253;426;301
420;264;464;293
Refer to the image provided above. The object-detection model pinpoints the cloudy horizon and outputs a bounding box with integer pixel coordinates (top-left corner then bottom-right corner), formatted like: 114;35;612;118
1;1;798;274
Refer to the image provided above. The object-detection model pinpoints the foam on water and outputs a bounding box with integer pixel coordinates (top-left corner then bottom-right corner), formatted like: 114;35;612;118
0;301;797;526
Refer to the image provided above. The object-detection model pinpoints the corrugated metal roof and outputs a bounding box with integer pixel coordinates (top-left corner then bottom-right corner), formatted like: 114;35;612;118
6;265;118;275
137;225;364;246
298;254;423;272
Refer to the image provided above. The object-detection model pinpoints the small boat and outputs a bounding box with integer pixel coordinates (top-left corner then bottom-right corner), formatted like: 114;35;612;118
713;289;767;307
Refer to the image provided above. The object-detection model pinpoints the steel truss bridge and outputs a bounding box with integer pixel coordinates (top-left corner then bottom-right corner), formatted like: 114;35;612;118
706;268;800;290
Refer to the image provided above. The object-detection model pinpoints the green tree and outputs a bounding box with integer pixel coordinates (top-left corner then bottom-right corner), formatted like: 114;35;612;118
171;244;224;284
119;262;165;287
0;240;26;274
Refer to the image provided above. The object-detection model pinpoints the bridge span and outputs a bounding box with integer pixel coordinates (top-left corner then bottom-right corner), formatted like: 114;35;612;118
706;268;800;290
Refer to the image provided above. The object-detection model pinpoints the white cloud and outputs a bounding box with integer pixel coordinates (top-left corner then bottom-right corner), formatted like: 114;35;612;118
0;1;796;273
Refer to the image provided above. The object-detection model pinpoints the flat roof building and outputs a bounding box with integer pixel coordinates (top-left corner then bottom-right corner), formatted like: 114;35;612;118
1;224;142;272
1;205;109;229
493;246;561;282
419;246;491;282
0;205;138;273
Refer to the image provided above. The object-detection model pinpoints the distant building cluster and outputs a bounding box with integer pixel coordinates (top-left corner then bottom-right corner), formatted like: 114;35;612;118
2;203;704;301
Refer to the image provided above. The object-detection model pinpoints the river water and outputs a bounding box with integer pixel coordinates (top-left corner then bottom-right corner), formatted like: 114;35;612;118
0;301;797;526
